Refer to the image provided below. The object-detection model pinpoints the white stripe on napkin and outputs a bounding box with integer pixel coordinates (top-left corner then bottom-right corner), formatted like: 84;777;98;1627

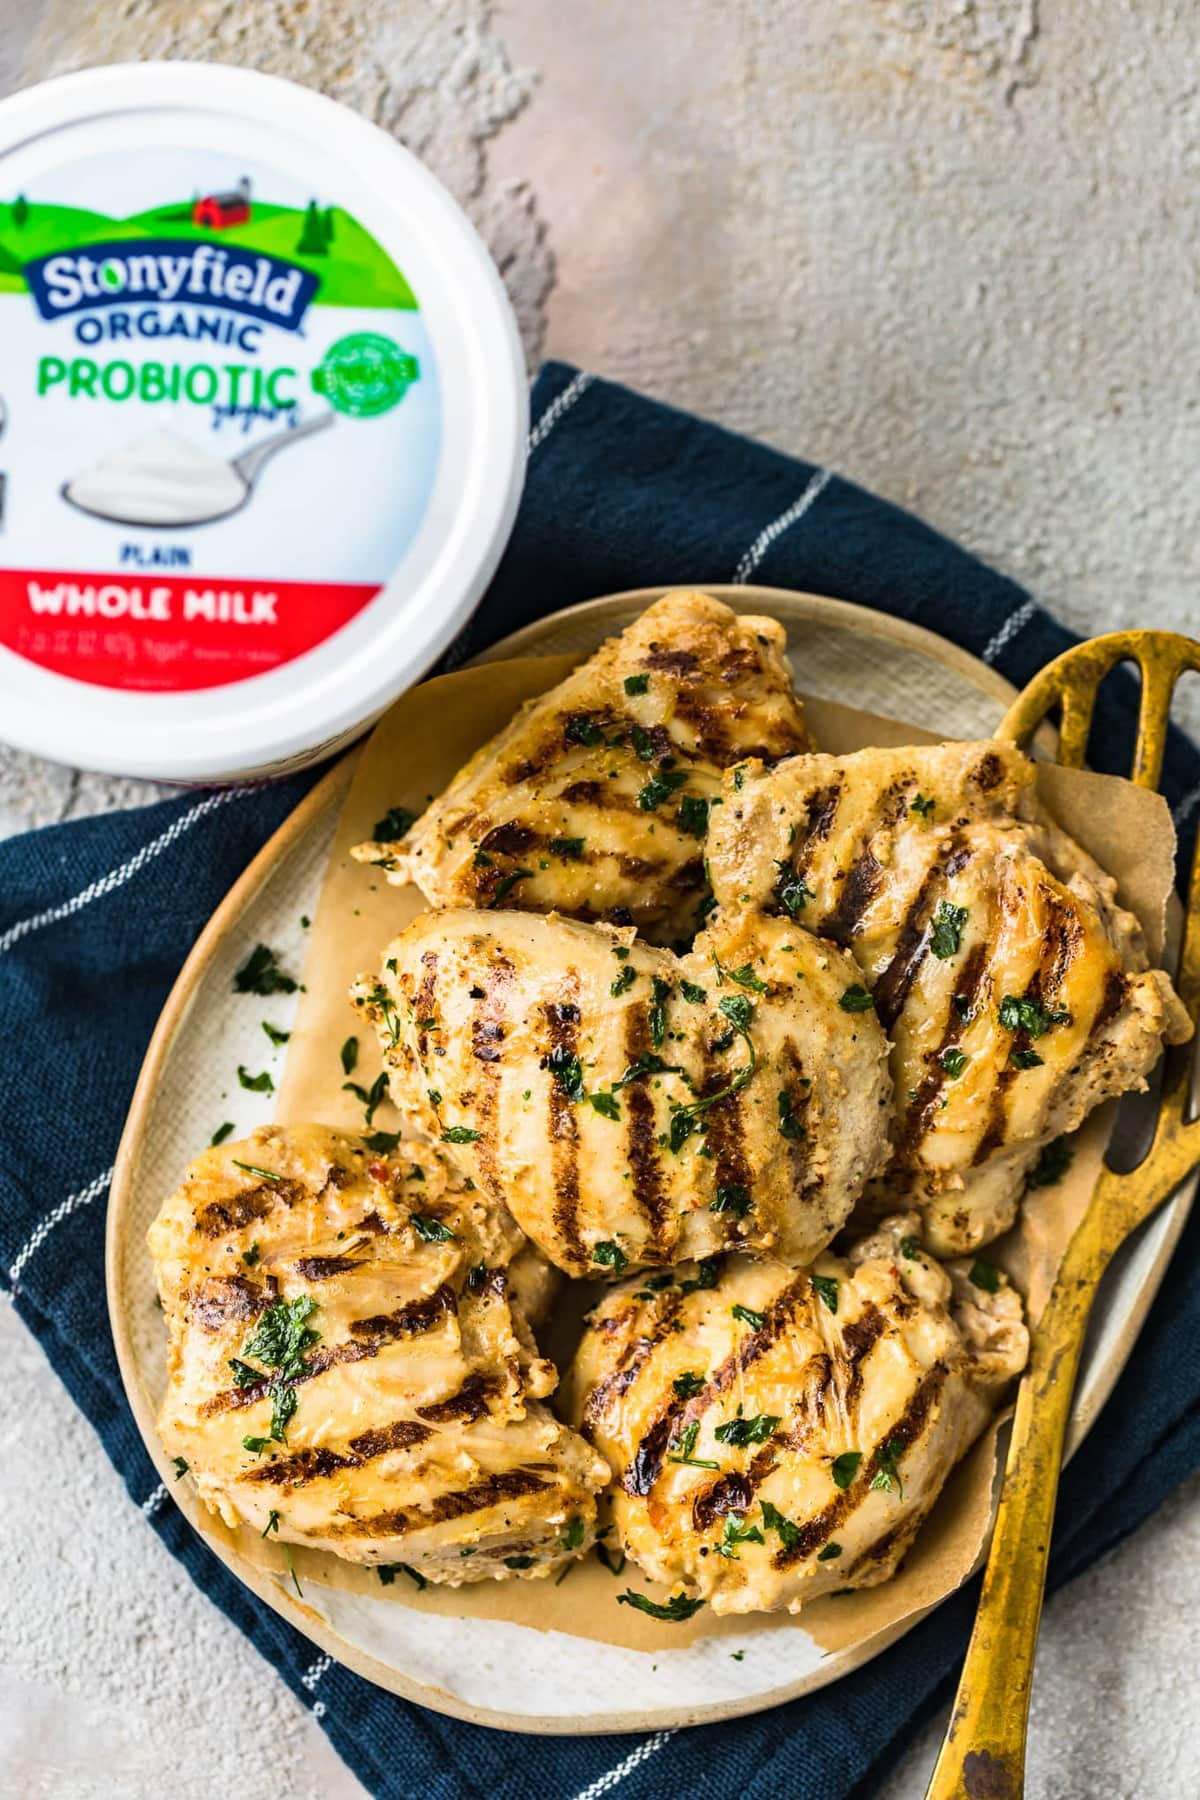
528;370;595;454
981;595;1037;666
732;467;832;585
7;1165;113;1288
0;786;256;959
142;1483;168;1518
571;1730;677;1800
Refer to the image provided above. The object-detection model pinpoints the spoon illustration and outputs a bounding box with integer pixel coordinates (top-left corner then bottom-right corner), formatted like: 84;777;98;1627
62;411;335;529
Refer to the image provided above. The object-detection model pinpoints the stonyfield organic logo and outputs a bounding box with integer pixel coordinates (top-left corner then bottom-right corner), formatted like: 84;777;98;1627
23;239;320;332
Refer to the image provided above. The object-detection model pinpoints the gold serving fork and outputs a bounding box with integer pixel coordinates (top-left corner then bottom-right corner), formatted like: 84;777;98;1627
926;629;1200;1800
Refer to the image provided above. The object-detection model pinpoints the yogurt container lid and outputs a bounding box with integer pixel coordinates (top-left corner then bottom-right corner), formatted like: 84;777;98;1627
0;62;528;780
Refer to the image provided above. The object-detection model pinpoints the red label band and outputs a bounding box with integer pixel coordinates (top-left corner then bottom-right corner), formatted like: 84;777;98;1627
0;568;380;691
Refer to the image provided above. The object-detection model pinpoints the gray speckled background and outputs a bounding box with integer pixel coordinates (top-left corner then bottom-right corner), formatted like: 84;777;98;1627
2;3;1198;1795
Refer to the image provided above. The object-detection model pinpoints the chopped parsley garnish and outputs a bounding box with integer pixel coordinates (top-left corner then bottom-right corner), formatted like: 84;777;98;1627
592;1240;628;1276
237;1065;274;1094
262;1509;280;1537
898;1235;923;1259
624;673;650;695
545;1044;587;1102
239;1293;320;1436
363;1129;401;1153
595;1541;627;1577
610;964;636;997
715;1512;765;1559
171;1456;189;1480
680;980;707;1005
723;961;767;993
441;1125;482;1144
839;985;875;1013
777;1090;804;1140
373;804;417;841
261;1020;290;1046
381;1563;427;1589
732;766;746;791
588;1090;621;1120
210;1121;235;1146
616;1590;705;1623
969;1259;1002;1293
811;1273;839;1314
649;976;672;1049
242;1436;270;1455
637;767;689;811
1028;1138;1073;1188
673;1371;706;1399
242;1243;261;1268
711;1183;752;1217
234;944;297;996
930;902;968;961
665;994;758;1149
411;1215;456;1242
343;1069;390;1125
232;1160;284;1183
340;1036;359;1075
911;793;936;818
830;1451;862;1490
491;867;533;906
731;1303;765;1330
504;1556;536;1570
773;861;815;918
718;993;754;1030
680;1257;722;1294
759;1499;801;1551
1011;1048;1045;1070
613;1051;681;1089
941;1048;970;1079
561;1516;586;1552
229;1358;263;1387
630;724;658;762
550;836;585;859
667;1420;720;1469
871;1437;905;1497
817;1542;842;1562
677;794;710;839
714;1412;779;1447
565;714;603;747
998;994;1071;1037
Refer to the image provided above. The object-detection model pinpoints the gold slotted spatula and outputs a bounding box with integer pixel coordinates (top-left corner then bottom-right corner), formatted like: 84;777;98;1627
926;629;1200;1800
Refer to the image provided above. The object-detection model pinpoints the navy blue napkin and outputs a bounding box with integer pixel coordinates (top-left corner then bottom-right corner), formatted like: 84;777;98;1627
3;360;1198;1800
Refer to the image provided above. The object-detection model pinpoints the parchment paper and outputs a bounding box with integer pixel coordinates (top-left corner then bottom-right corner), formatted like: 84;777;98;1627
241;655;1177;1656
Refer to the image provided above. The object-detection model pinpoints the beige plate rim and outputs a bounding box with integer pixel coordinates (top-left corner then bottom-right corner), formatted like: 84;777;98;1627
106;585;1191;1735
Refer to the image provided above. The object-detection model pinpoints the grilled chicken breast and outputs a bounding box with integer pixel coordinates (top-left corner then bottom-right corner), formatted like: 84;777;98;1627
149;1125;609;1581
352;591;811;945
355;904;891;1278
707;740;1191;1254
563;1215;1027;1615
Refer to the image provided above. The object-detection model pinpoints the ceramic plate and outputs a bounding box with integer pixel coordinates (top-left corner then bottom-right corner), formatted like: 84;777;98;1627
108;587;1194;1733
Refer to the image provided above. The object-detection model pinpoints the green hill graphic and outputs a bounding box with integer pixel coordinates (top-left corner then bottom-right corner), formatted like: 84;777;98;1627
0;196;416;309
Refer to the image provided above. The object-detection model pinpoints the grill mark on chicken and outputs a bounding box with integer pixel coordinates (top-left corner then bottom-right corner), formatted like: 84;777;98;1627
202;1286;458;1417
669;686;729;761
414;951;439;1056
326;1467;552;1539
187;1274;274;1329
698;1048;753;1216
623;1272;809;1497
471;957;513;1202
823;845;884;946
418;1373;501;1423
621;1002;671;1256
899;942;989;1163
777;1039;817;1197
581;1293;685;1434
292;1255;363;1280
771;1362;949;1568
558;779;643;816
241;1418;434;1488
839;1304;887;1412
872;838;972;1031
544;989;586;1267
194;1187;279;1239
788;781;844;880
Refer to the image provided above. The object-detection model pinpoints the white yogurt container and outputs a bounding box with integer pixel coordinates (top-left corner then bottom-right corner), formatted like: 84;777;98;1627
0;63;527;780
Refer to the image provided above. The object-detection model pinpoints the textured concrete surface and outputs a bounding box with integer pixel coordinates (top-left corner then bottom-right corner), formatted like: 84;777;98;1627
3;2;1200;1795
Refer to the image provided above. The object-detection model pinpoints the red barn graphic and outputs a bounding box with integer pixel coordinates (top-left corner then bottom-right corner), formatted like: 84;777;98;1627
192;177;251;230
